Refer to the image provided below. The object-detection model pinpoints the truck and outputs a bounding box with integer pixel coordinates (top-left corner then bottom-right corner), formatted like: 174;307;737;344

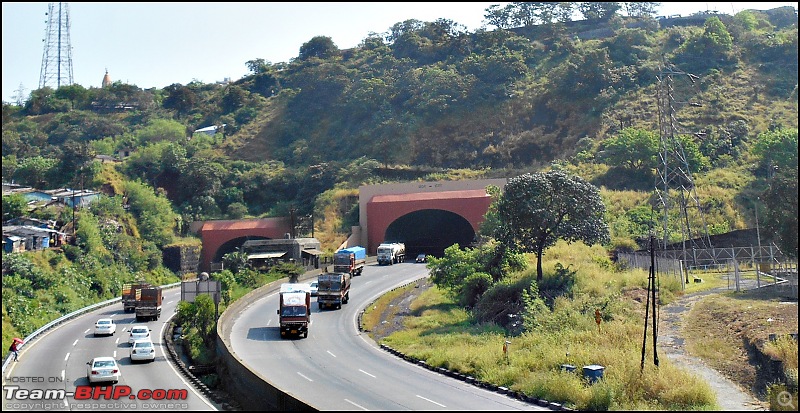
317;272;351;310
277;283;311;338
122;281;152;313
333;246;367;277
134;286;163;322
377;242;405;265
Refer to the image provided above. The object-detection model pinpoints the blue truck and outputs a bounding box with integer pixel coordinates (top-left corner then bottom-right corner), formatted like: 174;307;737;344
333;246;366;276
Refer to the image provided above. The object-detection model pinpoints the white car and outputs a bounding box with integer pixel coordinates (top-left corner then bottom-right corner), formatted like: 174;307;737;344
308;281;319;297
128;326;151;345
129;339;156;362
94;318;116;336
86;356;121;384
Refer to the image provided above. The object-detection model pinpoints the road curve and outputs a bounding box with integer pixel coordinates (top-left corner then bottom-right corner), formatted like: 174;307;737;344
228;262;548;410
2;287;217;411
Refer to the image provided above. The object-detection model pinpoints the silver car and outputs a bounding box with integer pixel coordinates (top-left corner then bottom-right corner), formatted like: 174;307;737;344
94;318;116;336
128;326;150;345
86;356;121;384
129;339;156;362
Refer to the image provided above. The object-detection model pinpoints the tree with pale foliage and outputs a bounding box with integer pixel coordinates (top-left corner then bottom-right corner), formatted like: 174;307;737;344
492;170;610;281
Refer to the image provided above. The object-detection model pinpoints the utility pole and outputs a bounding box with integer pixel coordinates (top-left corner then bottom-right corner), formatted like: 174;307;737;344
39;2;74;90
641;235;659;371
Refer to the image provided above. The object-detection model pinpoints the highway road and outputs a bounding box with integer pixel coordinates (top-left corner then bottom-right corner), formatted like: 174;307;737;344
229;262;547;410
2;287;217;411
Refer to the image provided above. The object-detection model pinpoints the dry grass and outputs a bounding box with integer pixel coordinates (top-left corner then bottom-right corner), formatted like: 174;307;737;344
683;291;798;398
362;240;799;410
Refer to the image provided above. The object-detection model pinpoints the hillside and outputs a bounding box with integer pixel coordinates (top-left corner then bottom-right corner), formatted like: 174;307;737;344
2;5;798;254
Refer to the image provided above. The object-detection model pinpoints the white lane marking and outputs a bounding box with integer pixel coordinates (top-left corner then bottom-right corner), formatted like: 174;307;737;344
166;301;174;305
83;329;90;334
64;353;70;361
61;370;65;381
327;350;337;357
158;312;217;409
359;369;376;378
297;372;313;382
344;399;369;410
416;394;446;407
113;351;116;358
72;339;78;346
115;337;120;344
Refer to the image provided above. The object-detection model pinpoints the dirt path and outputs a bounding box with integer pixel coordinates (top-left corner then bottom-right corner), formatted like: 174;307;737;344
657;287;770;411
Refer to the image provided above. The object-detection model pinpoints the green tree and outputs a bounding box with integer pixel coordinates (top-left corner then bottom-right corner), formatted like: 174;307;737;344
623;2;659;17
54;84;90;110
2;193;28;221
753;128;799;259
298;36;340;60
761;167;798;259
427;244;481;298
161;83;198;115
1;155;18;181
137;118;186;144
598;127;660;171
578;2;622;20
493;170;610;281
13;156;58;188
245;58;269;75
675;16;734;70
750;127;798;176
123;180;177;247
176;294;217;346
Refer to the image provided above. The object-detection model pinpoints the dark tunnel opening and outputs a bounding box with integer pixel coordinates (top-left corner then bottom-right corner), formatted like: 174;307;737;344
383;209;475;258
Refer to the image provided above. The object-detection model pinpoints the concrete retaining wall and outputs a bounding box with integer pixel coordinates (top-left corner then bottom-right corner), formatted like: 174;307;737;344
215;270;323;410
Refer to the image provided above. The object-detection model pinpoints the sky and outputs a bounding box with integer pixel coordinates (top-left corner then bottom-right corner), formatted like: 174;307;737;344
3;2;798;104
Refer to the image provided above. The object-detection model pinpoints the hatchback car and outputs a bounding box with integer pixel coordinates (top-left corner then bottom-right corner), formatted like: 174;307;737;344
128;326;151;345
94;318;116;336
86;356;121;384
415;253;427;263
129;339;156;362
308;281;319;297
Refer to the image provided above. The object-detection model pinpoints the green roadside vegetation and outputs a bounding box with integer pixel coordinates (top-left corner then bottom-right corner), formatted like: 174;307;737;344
361;240;798;410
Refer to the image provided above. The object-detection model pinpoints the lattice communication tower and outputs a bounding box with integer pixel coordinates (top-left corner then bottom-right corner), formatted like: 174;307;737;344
39;2;74;90
653;58;714;263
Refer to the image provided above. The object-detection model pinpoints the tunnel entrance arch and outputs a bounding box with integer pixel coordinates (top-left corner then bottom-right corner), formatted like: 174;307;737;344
213;236;269;263
363;181;507;255
384;210;475;258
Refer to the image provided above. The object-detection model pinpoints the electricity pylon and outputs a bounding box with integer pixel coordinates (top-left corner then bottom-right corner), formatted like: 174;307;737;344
39;2;74;90
653;58;713;264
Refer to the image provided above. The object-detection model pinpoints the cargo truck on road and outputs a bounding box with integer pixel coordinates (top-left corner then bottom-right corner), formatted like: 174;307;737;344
277;283;312;338
134;286;162;322
333;246;366;277
377;242;405;265
122;281;152;313
317;272;351;310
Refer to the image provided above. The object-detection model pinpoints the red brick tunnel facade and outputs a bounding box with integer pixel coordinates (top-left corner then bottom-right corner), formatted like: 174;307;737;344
198;218;292;272
365;190;494;255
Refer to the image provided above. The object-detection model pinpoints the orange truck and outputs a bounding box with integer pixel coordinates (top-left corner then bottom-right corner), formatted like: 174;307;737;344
134;286;162;322
121;281;152;313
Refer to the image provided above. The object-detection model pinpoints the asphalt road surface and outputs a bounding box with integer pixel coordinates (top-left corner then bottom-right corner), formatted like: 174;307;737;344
228;262;549;410
2;287;217;411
